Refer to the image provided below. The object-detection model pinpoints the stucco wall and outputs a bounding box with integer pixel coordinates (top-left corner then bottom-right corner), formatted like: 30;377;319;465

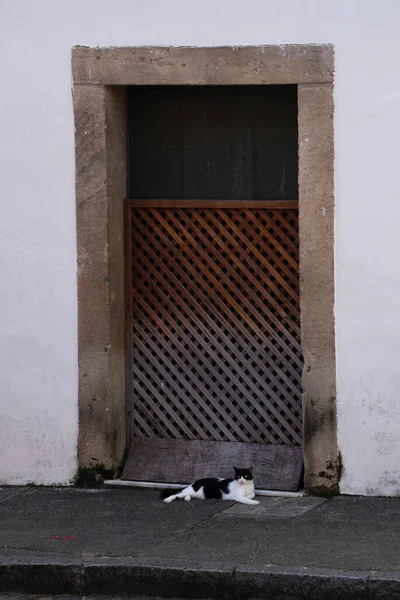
1;0;400;494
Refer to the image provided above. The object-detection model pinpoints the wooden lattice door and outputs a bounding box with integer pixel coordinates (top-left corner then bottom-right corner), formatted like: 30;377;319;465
122;200;303;491
122;85;303;491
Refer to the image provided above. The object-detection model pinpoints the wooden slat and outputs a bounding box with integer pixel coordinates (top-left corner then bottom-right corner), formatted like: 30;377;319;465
230;87;256;199
182;88;206;199
210;210;299;302
134;335;232;442
124;202;133;450
240;210;300;277
136;310;266;443
145;209;303;367
133;358;198;440
253;86;298;201
132;218;302;423
187;209;301;329
133;264;299;445
134;210;302;393
136;253;302;412
127;88;183;199
132;258;296;444
127;199;298;209
200;87;232;199
129;207;303;447
122;438;304;492
133;218;302;397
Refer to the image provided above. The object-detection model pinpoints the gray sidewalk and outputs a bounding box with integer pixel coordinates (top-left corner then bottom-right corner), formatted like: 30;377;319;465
0;486;400;598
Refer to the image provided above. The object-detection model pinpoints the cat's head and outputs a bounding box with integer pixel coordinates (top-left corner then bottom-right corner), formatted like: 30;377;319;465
233;466;253;485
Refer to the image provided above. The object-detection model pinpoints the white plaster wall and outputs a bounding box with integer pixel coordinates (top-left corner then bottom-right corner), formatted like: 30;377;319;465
1;0;400;493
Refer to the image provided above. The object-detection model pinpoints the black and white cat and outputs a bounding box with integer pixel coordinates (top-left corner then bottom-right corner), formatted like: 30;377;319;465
161;467;260;505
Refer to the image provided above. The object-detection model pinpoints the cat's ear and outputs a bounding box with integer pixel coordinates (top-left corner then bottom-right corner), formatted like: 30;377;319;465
233;466;239;472
248;466;253;472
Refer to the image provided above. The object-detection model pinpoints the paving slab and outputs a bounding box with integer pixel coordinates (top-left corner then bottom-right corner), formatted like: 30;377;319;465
0;488;230;558
142;495;400;571
218;495;327;518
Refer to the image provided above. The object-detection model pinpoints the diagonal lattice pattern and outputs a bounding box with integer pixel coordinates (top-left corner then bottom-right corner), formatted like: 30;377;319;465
130;208;303;446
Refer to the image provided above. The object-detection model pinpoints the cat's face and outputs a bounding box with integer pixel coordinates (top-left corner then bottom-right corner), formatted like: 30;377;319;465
233;466;253;485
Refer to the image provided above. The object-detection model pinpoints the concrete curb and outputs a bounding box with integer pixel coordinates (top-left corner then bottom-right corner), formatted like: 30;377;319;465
0;556;399;599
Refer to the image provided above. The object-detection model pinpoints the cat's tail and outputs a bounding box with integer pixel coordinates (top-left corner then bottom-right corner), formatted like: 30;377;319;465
160;488;183;500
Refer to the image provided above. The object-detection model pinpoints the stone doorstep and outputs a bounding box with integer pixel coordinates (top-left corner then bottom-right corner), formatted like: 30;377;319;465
0;557;399;599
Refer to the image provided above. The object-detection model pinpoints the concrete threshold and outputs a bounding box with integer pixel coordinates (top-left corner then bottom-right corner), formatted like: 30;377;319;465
104;478;305;497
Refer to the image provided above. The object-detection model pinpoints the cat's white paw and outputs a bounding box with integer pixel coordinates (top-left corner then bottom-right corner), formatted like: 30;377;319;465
184;495;191;502
164;496;174;503
253;500;260;505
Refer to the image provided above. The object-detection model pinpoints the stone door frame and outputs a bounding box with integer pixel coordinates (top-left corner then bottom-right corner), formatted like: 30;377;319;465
72;45;337;494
